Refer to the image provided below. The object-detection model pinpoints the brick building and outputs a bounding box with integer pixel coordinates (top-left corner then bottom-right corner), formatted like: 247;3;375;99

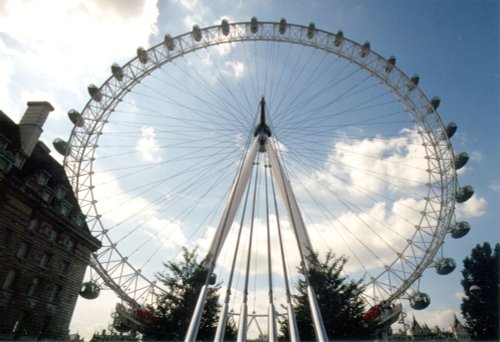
0;102;100;340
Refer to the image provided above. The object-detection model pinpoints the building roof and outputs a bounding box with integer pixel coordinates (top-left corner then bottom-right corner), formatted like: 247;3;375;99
0;107;100;250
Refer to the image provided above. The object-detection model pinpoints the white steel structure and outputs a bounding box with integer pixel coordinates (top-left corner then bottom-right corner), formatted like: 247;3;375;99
62;19;473;340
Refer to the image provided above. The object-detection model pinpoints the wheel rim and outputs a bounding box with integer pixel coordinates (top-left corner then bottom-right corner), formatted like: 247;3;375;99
64;21;457;310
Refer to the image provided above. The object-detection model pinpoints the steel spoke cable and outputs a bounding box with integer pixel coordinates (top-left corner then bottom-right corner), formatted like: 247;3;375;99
99;149;240;231
113;153;239;253
283;144;427;216
195;48;255;128
176;50;252;129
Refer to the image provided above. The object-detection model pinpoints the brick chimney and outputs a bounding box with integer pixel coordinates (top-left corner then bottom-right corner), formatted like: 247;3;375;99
18;101;54;156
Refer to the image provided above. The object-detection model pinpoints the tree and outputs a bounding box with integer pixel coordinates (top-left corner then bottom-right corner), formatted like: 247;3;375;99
144;248;236;341
460;242;499;340
279;251;373;340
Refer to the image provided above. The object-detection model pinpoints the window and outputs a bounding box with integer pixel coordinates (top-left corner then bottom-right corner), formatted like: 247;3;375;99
27;277;40;297
54;185;68;200
35;170;51;186
48;229;59;242
59;260;69;274
48;284;61;303
40;188;54;203
2;270;17;290
65;239;75;253
14;153;26;168
39;253;51;268
1;229;12;247
55;200;72;217
59;261;70;274
28;218;39;231
16;242;30;259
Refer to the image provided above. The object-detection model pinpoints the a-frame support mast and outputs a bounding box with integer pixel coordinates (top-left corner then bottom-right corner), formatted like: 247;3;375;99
184;98;329;342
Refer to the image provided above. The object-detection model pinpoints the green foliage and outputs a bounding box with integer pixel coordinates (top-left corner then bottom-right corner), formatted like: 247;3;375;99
460;242;499;340
144;248;236;341
279;251;373;340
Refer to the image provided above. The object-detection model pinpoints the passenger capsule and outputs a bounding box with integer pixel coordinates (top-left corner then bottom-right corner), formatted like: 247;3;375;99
307;23;316;39
469;285;481;296
192;25;202;41
68;109;84;127
427;96;440;113
250;17;258;33
445;122;458;138
334;30;344;46
454;152;469;170
279;18;287;34
53;138;71;156
113;318;130;333
360;41;371;58
409;292;431;310
164;34;175;51
435;258;456;275
408;74;420;91
385;56;396;73
456;185;474;203
221;19;230;36
79;281;100;299
111;63;124;81
137;47;148;64
450;221;471;239
88;84;102;102
209;273;217;285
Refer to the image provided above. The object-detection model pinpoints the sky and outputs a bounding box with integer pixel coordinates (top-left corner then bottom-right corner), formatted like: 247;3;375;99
1;0;499;340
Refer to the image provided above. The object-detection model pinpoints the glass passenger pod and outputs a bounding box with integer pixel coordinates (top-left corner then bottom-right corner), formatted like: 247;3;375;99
427;96;440;113
408;74;420;91
221;19;230;36
456;185;474;203
445;122;458;138
191;25;202;42
111;63;124;81
454;152;469;170
68;109;84;127
250;17;258;33
79;281;100;299
279;18;287;34
334;30;344;46
360;41;371;58
450;221;471;239
409;292;431;310
385;56;396;73
435;257;456;275
164;34;175;51
52;138;71;156
88;84;102;102
307;23;316;39
137;47;148;64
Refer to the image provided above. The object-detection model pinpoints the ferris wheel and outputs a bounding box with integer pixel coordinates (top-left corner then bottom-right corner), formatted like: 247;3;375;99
58;18;474;340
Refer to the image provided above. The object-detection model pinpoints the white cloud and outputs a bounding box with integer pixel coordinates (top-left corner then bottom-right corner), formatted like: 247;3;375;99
70;289;119;339
224;60;246;79
489;180;500;192
456;195;487;218
136;126;162;162
0;0;159;109
469;150;482;162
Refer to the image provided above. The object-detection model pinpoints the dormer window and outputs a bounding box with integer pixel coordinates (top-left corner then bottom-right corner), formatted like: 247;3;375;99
55;200;73;217
72;212;87;228
54;184;68;200
0;135;8;150
40;187;54;203
35;170;52;186
28;218;39;231
14;152;26;169
0;154;12;173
